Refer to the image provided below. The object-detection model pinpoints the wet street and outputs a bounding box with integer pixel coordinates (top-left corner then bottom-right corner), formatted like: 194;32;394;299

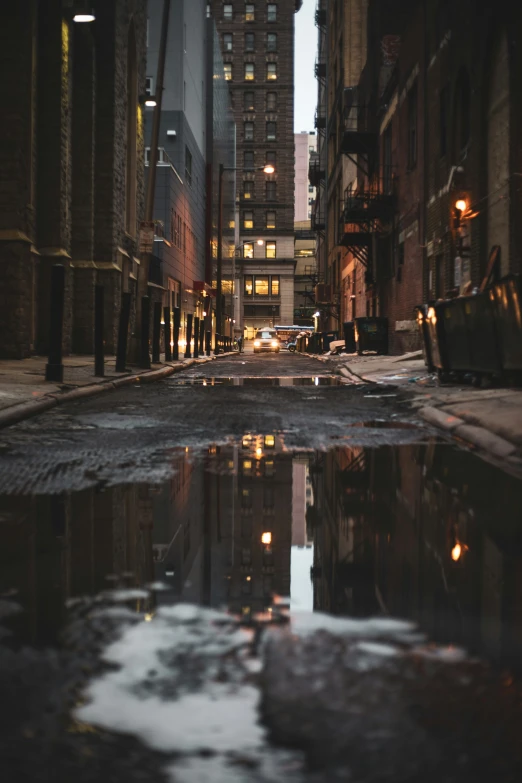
1;352;522;782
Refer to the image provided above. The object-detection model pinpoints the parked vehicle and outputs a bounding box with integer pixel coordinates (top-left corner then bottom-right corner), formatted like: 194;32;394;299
287;341;297;353
253;328;280;353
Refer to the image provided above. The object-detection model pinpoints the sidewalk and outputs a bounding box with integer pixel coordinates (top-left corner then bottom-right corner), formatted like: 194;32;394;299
0;352;222;429
327;351;522;465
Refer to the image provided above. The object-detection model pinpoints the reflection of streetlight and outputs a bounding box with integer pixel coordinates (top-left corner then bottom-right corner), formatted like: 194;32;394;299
217;164;276;352
451;543;462;561
261;532;272;545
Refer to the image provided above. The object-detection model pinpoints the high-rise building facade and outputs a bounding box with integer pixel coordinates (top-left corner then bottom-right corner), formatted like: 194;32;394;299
211;0;302;336
295;132;316;222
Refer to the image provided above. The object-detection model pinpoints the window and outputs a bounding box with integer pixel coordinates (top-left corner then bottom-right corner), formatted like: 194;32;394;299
267;33;277;51
223;33;233;51
267;3;277;21
271;275;279;294
243;242;254;258
439;84;449;157
245;63;255;81
255;276;269;296
245;3;255;21
267;62;277;80
383;123;392;193
243;211;254;229
244;150;254;169
266;121;276;140
243;180;254;199
266;92;277;111
407;82;418;169
266;150;276;167
308;185;314;192
145;76;154;96
244;275;253;295
266;210;276;229
223;4;233;20
245;32;255;51
244;91;255;111
241;488;252;507
266;181;276;200
185;146;192;185
264;487;274;507
266;242;276;259
224;63;232;81
244;121;254;141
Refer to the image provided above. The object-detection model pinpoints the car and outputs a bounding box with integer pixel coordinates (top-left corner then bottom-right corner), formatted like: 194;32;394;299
253;328;280;353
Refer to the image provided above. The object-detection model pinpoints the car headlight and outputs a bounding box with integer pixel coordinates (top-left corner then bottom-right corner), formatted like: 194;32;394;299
254;340;261;347
271;340;278;347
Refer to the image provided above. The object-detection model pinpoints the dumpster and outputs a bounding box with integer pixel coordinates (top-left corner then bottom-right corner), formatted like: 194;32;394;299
343;321;356;353
307;332;323;354
355;317;388;355
414;305;434;373
489;274;522;373
463;292;501;375
322;331;339;352
438;298;473;373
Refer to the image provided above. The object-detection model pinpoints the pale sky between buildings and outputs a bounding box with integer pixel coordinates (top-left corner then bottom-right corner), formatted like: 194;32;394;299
294;0;317;133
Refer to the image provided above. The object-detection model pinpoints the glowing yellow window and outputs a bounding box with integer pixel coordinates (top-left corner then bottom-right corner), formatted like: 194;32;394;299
243;211;254;229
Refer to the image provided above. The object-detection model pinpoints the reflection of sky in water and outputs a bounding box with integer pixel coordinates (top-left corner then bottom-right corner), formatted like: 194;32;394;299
290;546;314;612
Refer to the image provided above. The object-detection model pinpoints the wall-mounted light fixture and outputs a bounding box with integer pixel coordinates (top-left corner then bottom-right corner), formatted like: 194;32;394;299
166;129;177;138
72;1;95;22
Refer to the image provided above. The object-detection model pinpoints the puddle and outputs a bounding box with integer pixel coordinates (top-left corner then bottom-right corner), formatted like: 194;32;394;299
1;435;522;675
169;376;342;387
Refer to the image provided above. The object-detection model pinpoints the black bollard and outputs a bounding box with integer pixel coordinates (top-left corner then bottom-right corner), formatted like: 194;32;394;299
116;292;131;372
94;284;105;377
205;330;211;357
45;264;65;382
163;306;172;362
140;296;151;369
193;317;200;359
199;322;205;354
152;301;161;363
185;313;193;359
173;307;181;361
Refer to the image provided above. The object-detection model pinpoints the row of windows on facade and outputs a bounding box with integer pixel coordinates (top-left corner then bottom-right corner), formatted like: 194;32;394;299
223;31;277;52
243;120;278;141
243;240;278;258
170;209;198;256
243;210;276;229
244;149;276;169
240;91;278;111
223;4;278;22
242;179;277;200
244;275;280;297
225;61;277;81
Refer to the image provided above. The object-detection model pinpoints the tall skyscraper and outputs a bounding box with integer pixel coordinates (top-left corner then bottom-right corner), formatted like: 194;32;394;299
211;0;302;336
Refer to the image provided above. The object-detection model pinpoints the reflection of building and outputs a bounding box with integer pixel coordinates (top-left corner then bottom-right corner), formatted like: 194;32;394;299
292;456;313;547
294;220;317;326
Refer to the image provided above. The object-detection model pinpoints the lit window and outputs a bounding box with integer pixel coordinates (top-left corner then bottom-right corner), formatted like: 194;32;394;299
267;33;277;51
244;121;254;141
243;211;254;229
245;63;255;81
223;33;233;51
245;32;255;51
266;242;276;259
265;459;274;476
243;459;253;472
267;62;277;81
243;242;254;258
266;121;276;141
255;276;269;296
266;210;276;229
223;4;233;20
224;63;232;81
266;181;276;200
245;4;255;21
244;150;254;169
270;275;279;294
242;488;252;507
244;275;253;295
267;4;277;21
243;181;254;200
244;91;255;111
264;434;275;448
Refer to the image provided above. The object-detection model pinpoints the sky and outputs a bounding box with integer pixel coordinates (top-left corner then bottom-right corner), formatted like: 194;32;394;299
294;1;317;133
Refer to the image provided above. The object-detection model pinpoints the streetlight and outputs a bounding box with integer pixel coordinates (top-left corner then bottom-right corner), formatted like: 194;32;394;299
216;163;275;353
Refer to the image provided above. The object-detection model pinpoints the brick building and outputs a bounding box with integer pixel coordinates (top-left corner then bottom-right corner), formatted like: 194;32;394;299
311;0;522;354
211;0;302;336
0;1;148;359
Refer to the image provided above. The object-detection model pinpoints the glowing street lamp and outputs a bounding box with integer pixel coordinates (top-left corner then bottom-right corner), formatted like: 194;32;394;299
261;532;272;545
72;1;95;22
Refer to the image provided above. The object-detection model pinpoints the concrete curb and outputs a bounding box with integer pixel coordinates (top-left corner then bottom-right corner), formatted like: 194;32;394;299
418;406;464;432
0;354;225;431
418;406;518;459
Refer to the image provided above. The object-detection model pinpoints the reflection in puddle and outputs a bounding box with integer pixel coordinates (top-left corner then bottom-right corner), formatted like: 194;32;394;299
169;376;341;386
1;437;522;672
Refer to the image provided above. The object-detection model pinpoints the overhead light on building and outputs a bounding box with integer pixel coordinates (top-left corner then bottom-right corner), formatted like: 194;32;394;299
145;97;157;108
72;2;95;22
313;311;320;317
256;239;264;245
261;532;272;545
166;129;177;138
455;198;467;212
263;165;275;174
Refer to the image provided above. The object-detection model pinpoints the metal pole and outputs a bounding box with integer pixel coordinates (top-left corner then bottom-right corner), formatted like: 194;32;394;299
135;0;171;349
215;162;224;354
45;264;65;382
193;316;200;358
94;284;104;377
141;296;151;369
163;305;172;361
205;330;211;357
152;301;161;363
116;292;131;372
185;313;193;359
173;306;181;360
